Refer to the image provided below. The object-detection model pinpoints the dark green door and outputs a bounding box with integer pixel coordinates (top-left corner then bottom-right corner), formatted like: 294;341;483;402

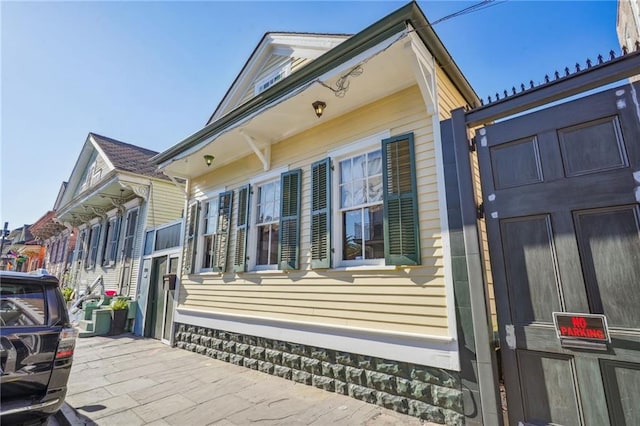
146;256;167;340
478;84;640;425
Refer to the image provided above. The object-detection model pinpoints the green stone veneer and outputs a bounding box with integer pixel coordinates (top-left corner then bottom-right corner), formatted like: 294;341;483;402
174;323;464;425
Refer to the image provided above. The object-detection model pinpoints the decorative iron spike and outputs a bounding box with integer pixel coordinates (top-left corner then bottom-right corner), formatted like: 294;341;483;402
610;50;616;60
586;58;592;68
555;71;560;80
636;40;640;51
545;74;550;83
575;63;581;72
521;83;526;92
495;92;500;100
512;86;516;95
480;98;484;106
530;80;534;89
504;90;508;98
598;54;604;64
622;45;629;55
565;67;570;76
488;95;492;103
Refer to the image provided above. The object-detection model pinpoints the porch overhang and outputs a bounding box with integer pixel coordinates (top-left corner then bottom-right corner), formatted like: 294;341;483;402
55;171;150;228
152;2;478;179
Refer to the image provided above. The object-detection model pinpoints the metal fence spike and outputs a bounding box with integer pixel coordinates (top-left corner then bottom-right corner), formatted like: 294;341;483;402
636;40;640;51
575;62;581;72
554;70;560;79
521;83;526;92
565;67;570;76
622;45;629;55
488;95;492;103
504;90;508;98
610;50;616;60
496;92;500;100
530;80;534;88
586;58;592;68
512;86;517;95
480;98;484;106
598;54;604;64
544;74;550;83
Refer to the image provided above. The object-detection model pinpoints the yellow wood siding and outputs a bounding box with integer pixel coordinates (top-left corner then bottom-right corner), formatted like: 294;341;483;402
436;68;468;121
183;84;456;338
146;180;185;228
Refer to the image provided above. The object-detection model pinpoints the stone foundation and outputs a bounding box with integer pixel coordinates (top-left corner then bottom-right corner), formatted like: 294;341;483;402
174;323;464;425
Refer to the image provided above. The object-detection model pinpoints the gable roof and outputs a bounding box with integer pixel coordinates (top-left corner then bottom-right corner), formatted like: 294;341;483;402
208;32;351;124
153;1;478;167
89;133;168;180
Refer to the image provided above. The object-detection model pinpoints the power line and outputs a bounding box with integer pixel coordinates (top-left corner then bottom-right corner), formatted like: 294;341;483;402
431;0;507;26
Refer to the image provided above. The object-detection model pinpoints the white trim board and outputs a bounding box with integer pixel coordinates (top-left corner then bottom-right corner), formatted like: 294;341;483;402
175;308;461;371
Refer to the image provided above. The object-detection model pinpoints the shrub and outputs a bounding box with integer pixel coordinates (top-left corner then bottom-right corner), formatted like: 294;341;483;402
62;286;74;302
110;298;129;311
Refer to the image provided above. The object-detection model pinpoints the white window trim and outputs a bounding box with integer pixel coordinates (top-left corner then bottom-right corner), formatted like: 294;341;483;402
194;189;224;273
329;131;390;268
247;166;288;271
254;62;291;95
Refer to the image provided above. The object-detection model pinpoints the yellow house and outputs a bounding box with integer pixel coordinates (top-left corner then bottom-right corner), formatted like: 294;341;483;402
154;3;499;424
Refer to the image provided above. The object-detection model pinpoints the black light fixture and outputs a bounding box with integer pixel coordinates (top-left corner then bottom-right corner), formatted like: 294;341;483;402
312;100;326;118
203;155;215;167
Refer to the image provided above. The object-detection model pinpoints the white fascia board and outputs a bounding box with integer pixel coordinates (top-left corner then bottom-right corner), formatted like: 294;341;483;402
160;30;409;171
176;308;460;371
88;134;115;171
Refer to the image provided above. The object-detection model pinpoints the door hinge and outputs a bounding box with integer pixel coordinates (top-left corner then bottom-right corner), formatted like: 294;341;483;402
476;202;485;219
469;136;477;152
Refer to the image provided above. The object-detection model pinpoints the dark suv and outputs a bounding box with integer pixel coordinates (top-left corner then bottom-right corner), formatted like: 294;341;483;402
0;271;77;425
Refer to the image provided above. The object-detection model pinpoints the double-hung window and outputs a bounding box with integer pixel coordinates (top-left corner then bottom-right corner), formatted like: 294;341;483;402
339;149;384;264
189;192;232;274
201;197;219;270
86;223;101;269
321;132;421;268
103;216;120;266
76;229;87;265
255;180;280;269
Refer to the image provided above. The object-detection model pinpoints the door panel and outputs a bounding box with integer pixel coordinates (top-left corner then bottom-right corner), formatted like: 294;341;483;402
573;206;640;329
600;360;640;425
519;350;580;426
478;83;640;425
501;216;561;324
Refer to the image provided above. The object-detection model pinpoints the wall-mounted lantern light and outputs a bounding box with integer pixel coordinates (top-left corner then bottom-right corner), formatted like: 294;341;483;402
203;155;215;167
312;101;326;118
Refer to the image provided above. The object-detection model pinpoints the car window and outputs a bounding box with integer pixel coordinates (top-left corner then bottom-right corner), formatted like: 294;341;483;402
0;283;46;326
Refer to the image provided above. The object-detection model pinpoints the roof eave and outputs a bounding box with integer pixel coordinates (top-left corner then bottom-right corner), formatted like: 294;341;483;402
152;1;477;167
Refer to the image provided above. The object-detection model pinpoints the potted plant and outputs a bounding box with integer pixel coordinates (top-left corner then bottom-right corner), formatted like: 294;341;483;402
61;286;74;311
109;297;129;335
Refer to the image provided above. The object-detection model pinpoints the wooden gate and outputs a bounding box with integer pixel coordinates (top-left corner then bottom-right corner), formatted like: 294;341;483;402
450;51;640;425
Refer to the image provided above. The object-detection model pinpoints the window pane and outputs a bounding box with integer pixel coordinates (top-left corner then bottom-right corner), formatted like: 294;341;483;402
256;224;279;265
353;179;366;205
368;176;383;202
340;158;352;183
352;154;365;179
155;223;181;251
341;183;352;208
202;235;214;268
368;150;382;176
343;209;363;260
0;284;46;326
364;205;384;259
144;230;154;256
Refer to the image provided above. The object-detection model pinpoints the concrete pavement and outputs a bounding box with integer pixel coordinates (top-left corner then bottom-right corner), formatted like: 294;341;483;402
61;334;434;425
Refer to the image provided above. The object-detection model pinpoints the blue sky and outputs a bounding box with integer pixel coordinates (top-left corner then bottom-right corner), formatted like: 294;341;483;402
1;1;619;230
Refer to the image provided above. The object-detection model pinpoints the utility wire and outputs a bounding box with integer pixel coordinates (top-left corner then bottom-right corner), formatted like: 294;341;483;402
431;0;507;26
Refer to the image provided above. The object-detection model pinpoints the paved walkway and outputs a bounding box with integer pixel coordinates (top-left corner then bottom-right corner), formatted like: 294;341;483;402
62;334;432;425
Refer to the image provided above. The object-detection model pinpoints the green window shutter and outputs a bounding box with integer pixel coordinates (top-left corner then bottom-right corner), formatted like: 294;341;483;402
233;185;250;273
184;201;201;274
213;191;233;272
310;158;331;269
278;169;302;270
382;133;421;265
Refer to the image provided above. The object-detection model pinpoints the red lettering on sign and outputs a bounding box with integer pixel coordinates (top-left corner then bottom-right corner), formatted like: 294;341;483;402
572;316;587;328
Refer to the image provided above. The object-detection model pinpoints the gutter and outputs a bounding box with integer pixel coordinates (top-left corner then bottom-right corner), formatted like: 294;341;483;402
152;1;478;167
